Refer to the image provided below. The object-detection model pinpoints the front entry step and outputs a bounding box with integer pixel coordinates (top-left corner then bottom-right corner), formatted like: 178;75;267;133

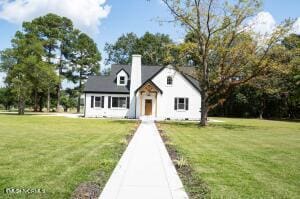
139;116;156;121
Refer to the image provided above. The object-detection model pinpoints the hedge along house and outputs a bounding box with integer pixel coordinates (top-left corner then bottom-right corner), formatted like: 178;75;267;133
84;55;201;120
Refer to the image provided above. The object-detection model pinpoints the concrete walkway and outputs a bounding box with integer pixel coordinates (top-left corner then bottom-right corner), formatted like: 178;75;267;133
99;119;188;199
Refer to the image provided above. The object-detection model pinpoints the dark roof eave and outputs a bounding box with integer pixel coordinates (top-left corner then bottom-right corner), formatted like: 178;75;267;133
84;91;130;94
115;68;130;76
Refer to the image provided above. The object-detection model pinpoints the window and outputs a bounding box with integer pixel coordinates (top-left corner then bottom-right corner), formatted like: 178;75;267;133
167;76;173;85
119;76;125;85
95;97;101;107
91;96;104;108
112;97;127;108
178;98;185;109
174;97;189;110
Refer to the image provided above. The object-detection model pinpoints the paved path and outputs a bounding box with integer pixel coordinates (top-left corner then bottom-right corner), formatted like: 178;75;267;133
99;119;188;199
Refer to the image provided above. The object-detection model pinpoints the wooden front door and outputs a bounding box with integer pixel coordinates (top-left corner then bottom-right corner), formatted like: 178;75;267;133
145;99;152;115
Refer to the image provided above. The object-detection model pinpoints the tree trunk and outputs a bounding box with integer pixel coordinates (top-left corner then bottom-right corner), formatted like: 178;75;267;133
38;94;43;112
259;111;263;119
200;92;208;126
56;51;63;112
34;90;38;112
47;88;50;112
259;96;265;119
47;48;52;113
200;54;209;126
18;96;25;115
56;84;61;111
77;96;81;113
77;78;82;113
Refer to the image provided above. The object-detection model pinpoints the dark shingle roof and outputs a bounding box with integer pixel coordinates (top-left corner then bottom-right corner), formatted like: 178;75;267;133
84;65;163;93
84;64;200;93
178;67;197;78
181;73;200;91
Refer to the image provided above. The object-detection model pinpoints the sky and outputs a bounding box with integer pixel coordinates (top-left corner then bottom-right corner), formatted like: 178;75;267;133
0;0;300;87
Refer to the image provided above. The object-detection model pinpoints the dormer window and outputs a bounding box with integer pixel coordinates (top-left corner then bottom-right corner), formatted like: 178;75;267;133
167;76;173;85
116;69;128;86
120;76;125;85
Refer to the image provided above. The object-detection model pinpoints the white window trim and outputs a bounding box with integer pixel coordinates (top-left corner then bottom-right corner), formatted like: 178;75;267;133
166;76;173;86
119;76;126;85
111;96;127;109
94;96;103;109
177;97;187;111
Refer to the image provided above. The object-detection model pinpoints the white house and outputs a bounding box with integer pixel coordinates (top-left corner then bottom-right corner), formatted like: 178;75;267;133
84;55;201;120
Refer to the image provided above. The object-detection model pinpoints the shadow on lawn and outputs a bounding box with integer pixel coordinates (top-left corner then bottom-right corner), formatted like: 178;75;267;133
161;121;257;131
215;123;257;131
110;120;138;125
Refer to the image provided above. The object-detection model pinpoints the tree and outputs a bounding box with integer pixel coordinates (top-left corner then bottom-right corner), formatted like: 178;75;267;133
1;32;39;114
137;32;174;65
1;14;100;114
210;34;300;119
105;33;138;65
159;0;293;126
0;87;15;110
24;13;74;111
60;89;77;112
280;34;300;118
69;32;101;113
102;67;111;76
105;32;174;65
0;30;58;114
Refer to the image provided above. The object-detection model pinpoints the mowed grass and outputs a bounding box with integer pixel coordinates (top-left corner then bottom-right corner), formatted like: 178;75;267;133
0;115;136;198
159;118;300;199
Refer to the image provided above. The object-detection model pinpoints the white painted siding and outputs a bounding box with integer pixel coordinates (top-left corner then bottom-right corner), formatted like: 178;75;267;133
129;55;142;118
152;67;201;120
85;93;129;118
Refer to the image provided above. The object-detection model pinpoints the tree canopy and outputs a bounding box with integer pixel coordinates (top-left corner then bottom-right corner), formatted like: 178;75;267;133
0;13;101;114
160;0;294;125
69;32;101;112
105;32;174;65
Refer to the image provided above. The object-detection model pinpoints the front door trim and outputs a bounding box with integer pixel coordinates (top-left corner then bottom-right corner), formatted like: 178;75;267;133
145;99;152;116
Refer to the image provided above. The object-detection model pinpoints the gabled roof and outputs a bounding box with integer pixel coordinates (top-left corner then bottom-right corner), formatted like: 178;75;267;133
84;64;163;93
115;68;129;76
84;64;200;93
135;80;163;94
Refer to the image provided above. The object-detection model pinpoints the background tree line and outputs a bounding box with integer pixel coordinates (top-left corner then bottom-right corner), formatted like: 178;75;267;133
0;13;101;114
105;31;299;120
210;33;300;119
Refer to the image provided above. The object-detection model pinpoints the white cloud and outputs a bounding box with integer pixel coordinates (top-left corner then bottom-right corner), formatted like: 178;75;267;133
248;11;276;36
246;11;300;47
248;11;300;35
0;0;111;35
292;18;300;34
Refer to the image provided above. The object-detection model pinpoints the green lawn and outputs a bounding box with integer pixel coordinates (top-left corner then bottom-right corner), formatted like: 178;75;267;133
0;115;136;198
159;118;300;199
